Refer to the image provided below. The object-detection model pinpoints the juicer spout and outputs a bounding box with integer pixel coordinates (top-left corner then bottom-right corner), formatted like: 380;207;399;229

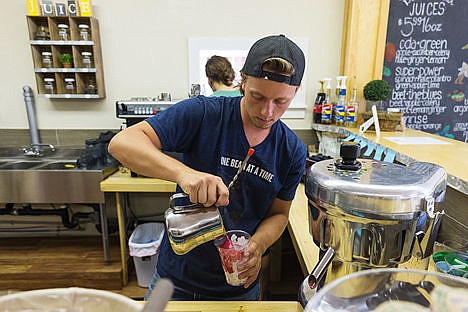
298;247;335;307
412;210;444;259
308;247;335;289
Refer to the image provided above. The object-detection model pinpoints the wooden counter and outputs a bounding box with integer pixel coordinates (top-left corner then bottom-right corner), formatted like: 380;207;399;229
287;183;319;275
313;124;468;195
165;301;303;311
100;170;176;193
100;170;176;285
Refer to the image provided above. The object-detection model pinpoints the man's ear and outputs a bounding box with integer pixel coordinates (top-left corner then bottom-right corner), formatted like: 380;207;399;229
239;73;247;95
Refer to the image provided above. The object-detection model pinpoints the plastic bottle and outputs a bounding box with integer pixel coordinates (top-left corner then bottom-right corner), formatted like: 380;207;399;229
331;76;340;124
321;78;332;124
335;76;347;126
346;78;359;127
313;80;326;124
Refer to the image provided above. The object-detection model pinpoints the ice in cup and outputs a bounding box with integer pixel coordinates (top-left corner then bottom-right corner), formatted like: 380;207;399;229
214;230;251;286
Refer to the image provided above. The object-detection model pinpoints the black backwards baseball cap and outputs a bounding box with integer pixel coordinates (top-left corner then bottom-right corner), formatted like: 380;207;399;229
241;34;305;86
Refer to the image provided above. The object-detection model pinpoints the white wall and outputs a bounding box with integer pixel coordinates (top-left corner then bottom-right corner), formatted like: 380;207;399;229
0;0;344;130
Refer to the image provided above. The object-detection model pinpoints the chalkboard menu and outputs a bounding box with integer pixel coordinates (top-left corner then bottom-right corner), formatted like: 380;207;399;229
383;0;467;142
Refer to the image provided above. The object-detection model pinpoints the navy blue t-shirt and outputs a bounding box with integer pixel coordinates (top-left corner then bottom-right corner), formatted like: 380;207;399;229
146;95;306;297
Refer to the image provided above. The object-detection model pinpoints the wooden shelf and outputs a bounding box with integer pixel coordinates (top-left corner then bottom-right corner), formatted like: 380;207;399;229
30;40;94;45
26;15;105;99
34;68;96;73
39;94;101;99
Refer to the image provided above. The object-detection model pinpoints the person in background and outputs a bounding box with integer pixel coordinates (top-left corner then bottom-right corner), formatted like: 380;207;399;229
108;34;307;301
205;55;242;97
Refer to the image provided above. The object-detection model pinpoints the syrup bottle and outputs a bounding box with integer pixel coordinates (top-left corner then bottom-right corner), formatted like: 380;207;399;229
321;78;332;124
335;76;347;126
313;80;326;124
346;77;359;127
331;76;340;124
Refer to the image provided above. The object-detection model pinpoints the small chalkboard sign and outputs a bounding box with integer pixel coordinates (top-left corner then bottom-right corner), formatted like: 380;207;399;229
383;0;467;142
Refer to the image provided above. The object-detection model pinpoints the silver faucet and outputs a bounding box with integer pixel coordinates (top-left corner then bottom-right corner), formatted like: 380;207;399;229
21;143;56;157
22;86;55;157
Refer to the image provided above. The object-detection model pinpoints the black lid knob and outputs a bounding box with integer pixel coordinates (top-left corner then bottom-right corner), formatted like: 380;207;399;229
335;142;362;171
340;142;361;165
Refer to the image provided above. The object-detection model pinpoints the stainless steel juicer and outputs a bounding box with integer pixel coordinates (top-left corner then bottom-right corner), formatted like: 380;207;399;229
299;142;447;305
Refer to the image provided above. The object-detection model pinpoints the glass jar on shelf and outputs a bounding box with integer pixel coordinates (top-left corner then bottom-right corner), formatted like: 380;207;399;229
64;78;76;94
43;78;55;94
85;78;97;94
35;26;49;40
78;24;90;41
57;24;69;41
81;52;93;68
41;52;53;68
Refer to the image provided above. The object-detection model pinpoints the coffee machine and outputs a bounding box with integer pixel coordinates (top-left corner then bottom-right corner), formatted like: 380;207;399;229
299;142;447;304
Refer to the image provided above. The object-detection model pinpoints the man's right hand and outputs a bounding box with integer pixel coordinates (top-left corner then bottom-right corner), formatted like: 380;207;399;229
177;170;229;207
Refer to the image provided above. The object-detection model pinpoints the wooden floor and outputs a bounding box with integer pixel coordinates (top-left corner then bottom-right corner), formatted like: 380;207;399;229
0;236;121;291
0;233;303;301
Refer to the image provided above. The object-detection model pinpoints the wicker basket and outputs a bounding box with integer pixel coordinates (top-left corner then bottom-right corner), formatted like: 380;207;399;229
361;111;404;132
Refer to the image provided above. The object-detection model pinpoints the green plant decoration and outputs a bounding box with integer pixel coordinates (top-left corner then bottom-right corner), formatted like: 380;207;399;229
59;53;73;67
363;79;391;101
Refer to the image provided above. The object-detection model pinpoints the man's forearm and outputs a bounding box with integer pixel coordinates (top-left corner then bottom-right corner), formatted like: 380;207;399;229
251;212;289;256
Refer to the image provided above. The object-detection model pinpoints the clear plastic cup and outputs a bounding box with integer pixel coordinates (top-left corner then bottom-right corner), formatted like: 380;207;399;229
215;230;251;286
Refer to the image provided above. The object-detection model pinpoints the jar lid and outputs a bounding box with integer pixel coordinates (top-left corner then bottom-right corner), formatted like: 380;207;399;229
44;78;55;82
78;24;89;29
41;52;52;56
64;78;75;82
57;24;69;28
81;52;92;56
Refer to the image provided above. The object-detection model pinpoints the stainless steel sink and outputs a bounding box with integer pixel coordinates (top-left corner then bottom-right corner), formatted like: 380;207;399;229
0;161;11;167
34;161;78;170
14;87;116;265
0;160;45;170
0;147;83;159
0;147;118;204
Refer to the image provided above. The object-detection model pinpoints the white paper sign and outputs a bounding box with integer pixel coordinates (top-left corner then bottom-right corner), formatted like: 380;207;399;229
383;137;451;145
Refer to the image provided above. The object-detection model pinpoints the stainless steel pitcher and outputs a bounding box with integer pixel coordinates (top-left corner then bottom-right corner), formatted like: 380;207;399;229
165;193;225;255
